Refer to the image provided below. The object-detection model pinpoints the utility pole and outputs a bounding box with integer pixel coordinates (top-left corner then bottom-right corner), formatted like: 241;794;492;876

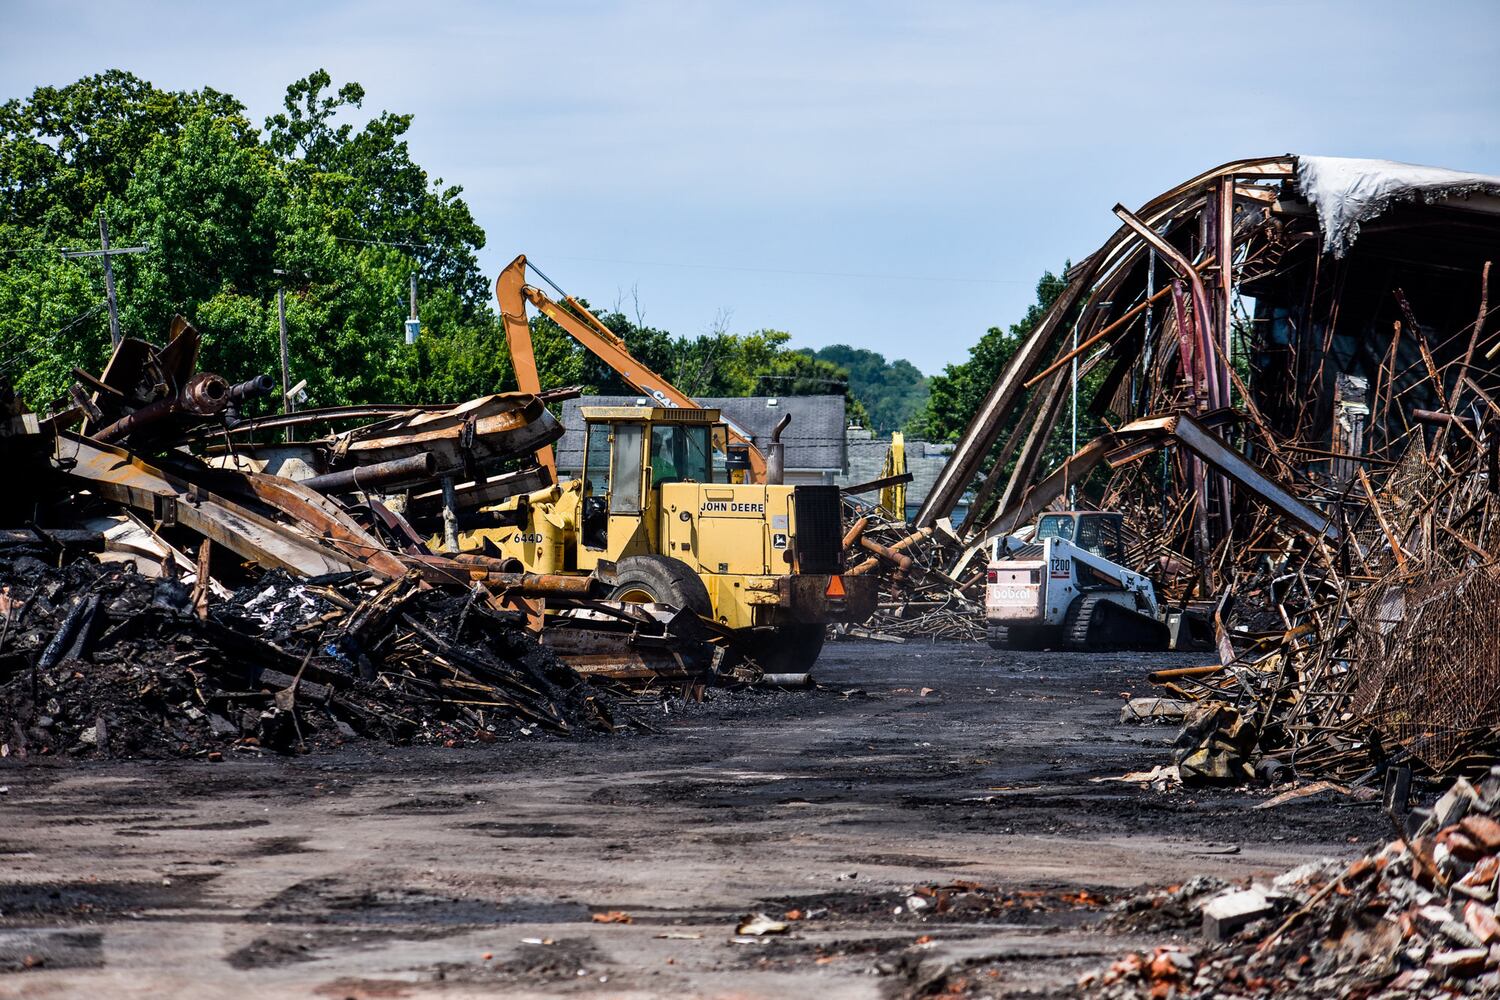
405;272;421;344
273;270;295;443
99;214;121;348
1070;320;1079;506
60;211;149;348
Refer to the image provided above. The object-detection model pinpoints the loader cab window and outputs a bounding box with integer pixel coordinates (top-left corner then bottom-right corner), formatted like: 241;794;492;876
1036;513;1125;563
609;423;644;515
1036;514;1075;543
1075;514;1126;563
583;422;612;497
649;423;713;486
581;421;616;549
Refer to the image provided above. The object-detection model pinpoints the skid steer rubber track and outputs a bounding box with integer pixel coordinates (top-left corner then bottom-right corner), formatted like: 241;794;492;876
987;623;1047;650
1062;593;1170;651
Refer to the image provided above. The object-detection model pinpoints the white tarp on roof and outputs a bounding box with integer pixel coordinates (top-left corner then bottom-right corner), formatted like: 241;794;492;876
1294;155;1500;257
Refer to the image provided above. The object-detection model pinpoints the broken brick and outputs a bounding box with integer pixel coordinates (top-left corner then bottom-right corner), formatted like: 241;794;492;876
1461;814;1500;852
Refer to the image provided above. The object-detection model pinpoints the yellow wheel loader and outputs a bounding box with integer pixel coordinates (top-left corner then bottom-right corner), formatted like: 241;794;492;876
448;256;881;671
459;404;877;671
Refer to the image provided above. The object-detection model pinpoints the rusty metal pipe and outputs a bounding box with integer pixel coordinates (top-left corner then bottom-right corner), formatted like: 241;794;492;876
224;374;276;426
1146;664;1224;684
847;525;934;576
1413;408;1475;429
467;570;600;597
93;372;229;442
180;372;230;413
859;535;913;574
399;552;606;595
841;516;869;550
446;553;603;596
1113;205;1223;411
301;453;438;494
1023;282;1179;390
227;373;276;402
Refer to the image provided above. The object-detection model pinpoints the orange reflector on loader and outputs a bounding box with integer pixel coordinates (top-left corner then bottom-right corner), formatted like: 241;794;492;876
825;575;846;598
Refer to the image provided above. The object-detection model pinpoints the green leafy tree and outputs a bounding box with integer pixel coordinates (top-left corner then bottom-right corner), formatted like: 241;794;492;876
0;70;249;236
265;70;488;309
799;344;927;432
1;68;875;430
0;69;504;412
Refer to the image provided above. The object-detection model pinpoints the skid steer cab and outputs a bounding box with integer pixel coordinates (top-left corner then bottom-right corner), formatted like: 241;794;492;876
983;511;1171;651
457;406;877;671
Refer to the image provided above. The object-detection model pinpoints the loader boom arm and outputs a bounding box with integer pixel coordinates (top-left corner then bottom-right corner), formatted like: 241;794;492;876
496;254;767;481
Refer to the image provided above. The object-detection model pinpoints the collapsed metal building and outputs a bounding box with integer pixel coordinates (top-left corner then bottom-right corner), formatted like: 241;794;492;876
911;155;1500;779
921;155;1500;556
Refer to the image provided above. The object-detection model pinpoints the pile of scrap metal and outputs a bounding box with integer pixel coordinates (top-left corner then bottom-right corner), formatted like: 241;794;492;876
837;499;983;642
0;324;723;757
895;155;1500;782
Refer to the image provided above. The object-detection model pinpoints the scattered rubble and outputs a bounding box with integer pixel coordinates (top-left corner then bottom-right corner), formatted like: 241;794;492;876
1081;771;1500;998
4;303;895;732
836;503;983;642
0;321;732;760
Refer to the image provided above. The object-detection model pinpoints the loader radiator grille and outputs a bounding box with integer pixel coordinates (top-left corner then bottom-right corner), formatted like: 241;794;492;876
793;485;843;574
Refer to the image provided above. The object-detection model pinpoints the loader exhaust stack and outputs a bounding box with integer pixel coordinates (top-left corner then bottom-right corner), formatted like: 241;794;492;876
766;413;791;486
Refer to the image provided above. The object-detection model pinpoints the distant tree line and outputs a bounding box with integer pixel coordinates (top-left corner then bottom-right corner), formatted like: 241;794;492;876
1;69;1076;460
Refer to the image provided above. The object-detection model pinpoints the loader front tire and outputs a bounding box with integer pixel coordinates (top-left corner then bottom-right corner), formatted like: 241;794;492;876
608;555;713;618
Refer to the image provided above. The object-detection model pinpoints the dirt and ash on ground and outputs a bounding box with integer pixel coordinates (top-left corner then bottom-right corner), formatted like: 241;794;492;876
0;634;1457;999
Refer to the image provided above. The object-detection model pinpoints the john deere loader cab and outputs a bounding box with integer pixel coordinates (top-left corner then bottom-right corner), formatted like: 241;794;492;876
461;405;878;671
578;411;718;559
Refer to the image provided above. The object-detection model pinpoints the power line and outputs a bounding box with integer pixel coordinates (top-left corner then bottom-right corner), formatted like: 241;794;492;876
0;301;107;372
540;253;1032;285
51;300;108;336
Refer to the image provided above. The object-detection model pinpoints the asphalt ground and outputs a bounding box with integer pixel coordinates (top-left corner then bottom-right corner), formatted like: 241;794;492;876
0;639;1387;999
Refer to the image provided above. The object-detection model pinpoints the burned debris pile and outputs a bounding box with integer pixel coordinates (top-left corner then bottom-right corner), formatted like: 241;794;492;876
0;556;626;760
1082;772;1500;997
1166;426;1500;785
0;318;711;760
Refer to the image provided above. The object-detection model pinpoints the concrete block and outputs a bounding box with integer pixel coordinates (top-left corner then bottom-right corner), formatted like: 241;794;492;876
1201;889;1272;941
1119;698;1194;724
1434;778;1480;831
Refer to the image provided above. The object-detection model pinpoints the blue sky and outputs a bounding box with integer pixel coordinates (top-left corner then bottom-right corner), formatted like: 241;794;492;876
4;1;1498;373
